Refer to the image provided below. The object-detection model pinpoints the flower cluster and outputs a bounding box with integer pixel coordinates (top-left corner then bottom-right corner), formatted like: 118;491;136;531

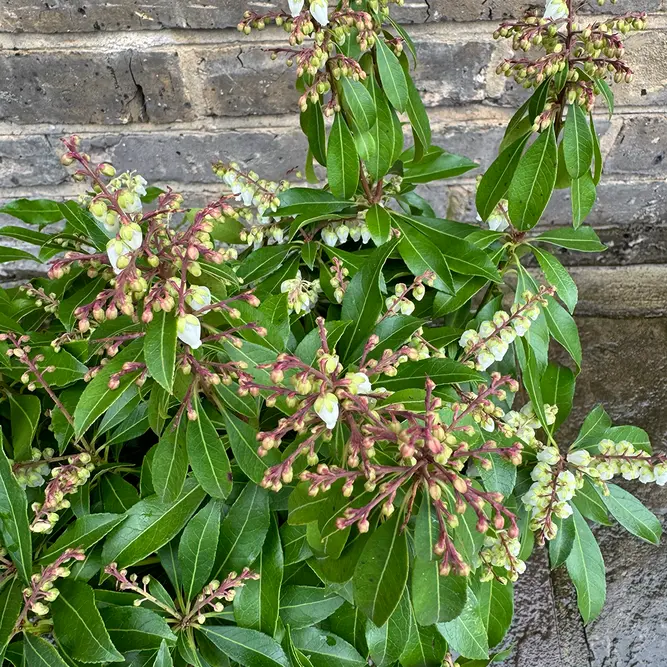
19;285;59;315
281;270;321;315
478;531;526;583
12;448;55;488
213;162;285;217
502;402;558;447
321;218;372;247
30;454;94;534
494;2;647;124
459;288;552;371
16;549;85;626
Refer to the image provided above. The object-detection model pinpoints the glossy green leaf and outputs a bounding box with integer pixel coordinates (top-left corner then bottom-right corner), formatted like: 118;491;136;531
101;606;177;652
0;430;32;583
0;577;23;654
102;479;205;571
154;640;174;667
572;477;611;526
412;558;467;625
40;513;123;562
101;473;140;514
73;339;144;437
565;506;606;623
366;203;392;246
275;189;350;217
508;127;558;231
540;361;576;430
476;135;529;221
8;393;40;461
535;225;604;252
601;484;662;545
328;114;360;200
597;79;614;118
144;309;178;393
197;625;289;667
436;590;489;660
234;514;282;636
281;586;344;630
532;247;578;313
214;483;270;579
238;246;294;285
59;200;109;250
291;627;365;667
366;587;411;667
478;579;513;648
400;602;449;667
341;77;377;132
301;101;327;166
376;38;409;112
51;580;124;663
24;634;69;667
549;515;576;569
179;499;222;601
571;171;597;229
353;512;409;627
379;358;483;392
563;104;593;179
0;199;63;225
478;454;517;498
151;416;189;504
402;151;478;185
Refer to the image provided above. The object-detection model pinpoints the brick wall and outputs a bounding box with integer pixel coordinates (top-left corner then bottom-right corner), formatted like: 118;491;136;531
1;2;667;665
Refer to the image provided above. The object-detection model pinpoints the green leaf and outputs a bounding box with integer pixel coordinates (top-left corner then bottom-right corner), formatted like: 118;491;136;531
73;338;144;437
400;602;449;667
0;430;32;583
101;472;139;514
597;79;614;118
341;78;377;132
591;114;603;184
366;587;411;667
151;416;189;504
476;135;529;221
238;246;294;285
58;277;105;330
353;512;408;627
213;483;270;579
339;238;398;362
478;454;517;498
51;580;124;663
144;309;178;393
478;579;513;648
223;408;278;485
301;101;327;166
8;393;40;461
275;189;350;217
540;361;576;430
376;39;409;112
0;247;37;263
508;127;558;231
600;484;662;545
549;515;576;569
328;114;360;200
197;625;289;667
572;477;611;526
532;247;578;313
101;606;177;652
154;640;174;667
235;515;283;636
379;358;483;392
412;558;467;625
366;204;392;246
179;499;222;602
364;73;403;182
102;478;205;571
515;339;549;431
0;577;23;654
280;586;344;630
291;627;365;667
59;201;110;250
563;104;593;179
394;217;453;293
535;226;605;252
0;199;63;225
40;513;123;562
565;506;606;624
437;590;489;660
402;151;478;185
280;524;312;566
571;172;597;229
349;315;425;365
187;399;232;500
24;634;69;667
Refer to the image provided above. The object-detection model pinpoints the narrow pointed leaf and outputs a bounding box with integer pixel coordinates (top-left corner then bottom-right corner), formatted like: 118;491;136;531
152;416;189;504
376;39;409;112
328;114;359;200
197;625;289;667
563;103;593;179
144;309;178;393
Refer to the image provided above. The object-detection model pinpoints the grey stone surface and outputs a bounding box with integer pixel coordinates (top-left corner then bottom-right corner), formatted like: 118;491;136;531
0;49;192;124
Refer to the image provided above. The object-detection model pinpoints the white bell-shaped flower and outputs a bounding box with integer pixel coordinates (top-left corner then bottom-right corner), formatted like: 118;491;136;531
177;314;202;349
314;392;339;430
321;226;338;247
106;223;143;274
185;285;212;312
288;0;305;17
544;0;568;20
309;0;329;25
347;372;372;395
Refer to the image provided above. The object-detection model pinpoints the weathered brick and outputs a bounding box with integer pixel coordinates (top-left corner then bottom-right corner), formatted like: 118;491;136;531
606;116;667;176
0;49;192;124
0;135;65;188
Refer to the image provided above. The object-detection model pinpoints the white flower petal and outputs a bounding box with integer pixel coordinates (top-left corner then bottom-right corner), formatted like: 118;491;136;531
310;0;329;25
315;394;339;430
544;0;568;20
185;285;212;312
177;316;202;349
288;0;305;17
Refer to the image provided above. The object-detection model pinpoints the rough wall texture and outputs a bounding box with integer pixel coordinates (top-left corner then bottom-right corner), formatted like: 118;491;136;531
1;2;667;665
